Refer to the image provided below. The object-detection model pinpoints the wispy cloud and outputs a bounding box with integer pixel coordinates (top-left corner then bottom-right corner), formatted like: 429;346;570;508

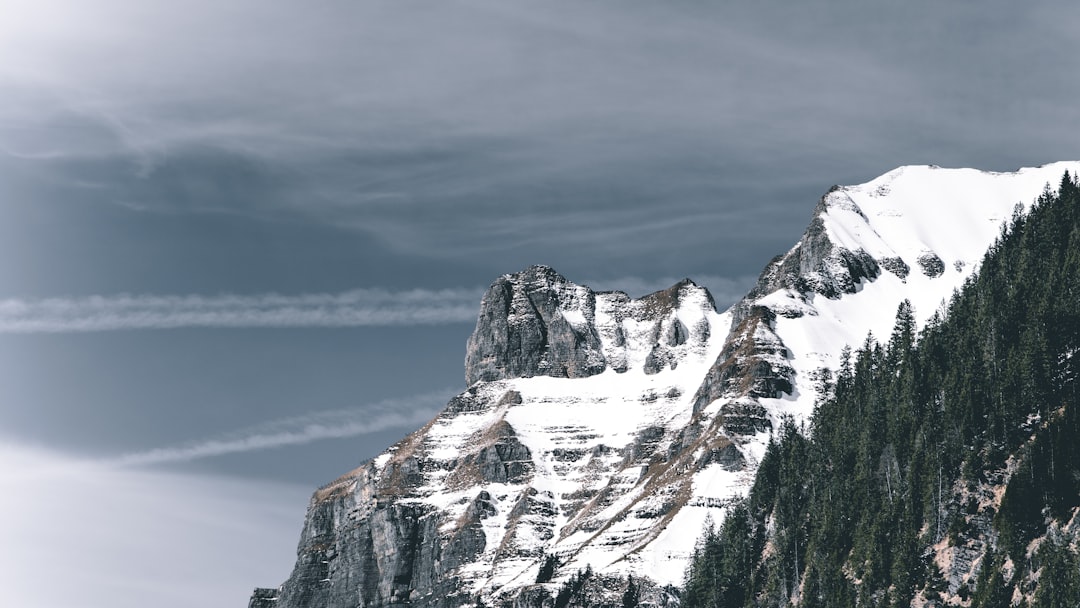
0;273;759;334
112;389;454;466
0;288;483;333
0;442;310;608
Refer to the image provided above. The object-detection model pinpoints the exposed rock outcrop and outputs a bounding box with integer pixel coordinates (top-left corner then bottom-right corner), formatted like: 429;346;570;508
465;267;716;385
251;275;728;608
918;251;946;278
745;192;881;303
691;305;793;422
465;266;606;385
253;462;470;608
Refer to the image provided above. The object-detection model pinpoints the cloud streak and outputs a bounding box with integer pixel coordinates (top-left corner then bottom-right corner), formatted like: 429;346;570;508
0;442;310;608
0;288;484;333
0;274;759;334
112;389;454;466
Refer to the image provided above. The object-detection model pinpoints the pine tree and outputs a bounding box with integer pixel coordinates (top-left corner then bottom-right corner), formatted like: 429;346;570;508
536;554;558;583
621;575;639;608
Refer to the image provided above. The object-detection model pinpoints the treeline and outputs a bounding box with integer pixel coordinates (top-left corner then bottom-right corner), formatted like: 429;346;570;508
684;173;1080;608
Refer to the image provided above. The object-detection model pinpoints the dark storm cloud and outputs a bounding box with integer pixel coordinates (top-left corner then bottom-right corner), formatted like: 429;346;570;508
8;0;1077;294
3;0;1078;460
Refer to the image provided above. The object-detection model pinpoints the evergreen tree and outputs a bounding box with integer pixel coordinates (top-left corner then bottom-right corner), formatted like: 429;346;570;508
536;554;558;584
621;575;639;608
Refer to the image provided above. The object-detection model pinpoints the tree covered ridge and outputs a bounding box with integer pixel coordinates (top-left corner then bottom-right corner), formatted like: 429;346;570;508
684;173;1080;608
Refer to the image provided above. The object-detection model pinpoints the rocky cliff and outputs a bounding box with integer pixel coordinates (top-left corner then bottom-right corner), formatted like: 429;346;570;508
250;162;1080;608
252;270;729;608
465;267;718;385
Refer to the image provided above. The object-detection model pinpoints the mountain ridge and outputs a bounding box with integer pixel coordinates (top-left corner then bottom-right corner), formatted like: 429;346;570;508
250;161;1080;608
683;170;1080;607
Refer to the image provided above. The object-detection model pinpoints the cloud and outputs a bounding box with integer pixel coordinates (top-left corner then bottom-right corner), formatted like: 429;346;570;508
0;389;457;605
0;442;310;608
112;389;453;466
0;272;762;334
5;0;1077;290
0;288;484;333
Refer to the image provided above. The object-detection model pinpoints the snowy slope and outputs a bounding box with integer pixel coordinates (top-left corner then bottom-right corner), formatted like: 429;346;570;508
382;279;731;597
756;163;1080;428
253;162;1080;608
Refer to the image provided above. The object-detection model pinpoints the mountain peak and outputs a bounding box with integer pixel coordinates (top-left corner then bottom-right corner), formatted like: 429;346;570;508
509;264;568;284
464;266;604;386
252;162;1080;608
464;268;719;385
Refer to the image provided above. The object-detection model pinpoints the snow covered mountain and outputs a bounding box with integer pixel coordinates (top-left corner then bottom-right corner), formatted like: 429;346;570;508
249;162;1080;608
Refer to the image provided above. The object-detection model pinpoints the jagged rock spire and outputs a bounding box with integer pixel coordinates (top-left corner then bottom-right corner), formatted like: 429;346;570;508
465;265;606;385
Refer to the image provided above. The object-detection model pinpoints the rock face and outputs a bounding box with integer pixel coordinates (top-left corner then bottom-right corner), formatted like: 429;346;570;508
745;191;882;303
464;267;717;386
248;420;499;608
251;163;1080;608
465;266;606;385
691;305;793;418
254;274;728;608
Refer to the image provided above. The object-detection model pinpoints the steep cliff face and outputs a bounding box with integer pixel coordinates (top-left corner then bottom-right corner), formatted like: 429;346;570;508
464;267;717;385
746;191;883;303
253;275;730;608
251;162;1080;608
691;305;792;419
465;266;606;385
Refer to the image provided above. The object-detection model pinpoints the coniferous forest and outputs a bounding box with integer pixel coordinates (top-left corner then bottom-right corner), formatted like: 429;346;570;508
684;173;1080;608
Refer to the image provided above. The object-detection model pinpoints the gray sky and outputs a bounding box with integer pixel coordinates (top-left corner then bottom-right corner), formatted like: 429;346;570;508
1;1;1079;606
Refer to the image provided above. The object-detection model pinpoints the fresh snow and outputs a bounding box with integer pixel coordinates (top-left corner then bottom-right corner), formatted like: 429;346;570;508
762;162;1080;429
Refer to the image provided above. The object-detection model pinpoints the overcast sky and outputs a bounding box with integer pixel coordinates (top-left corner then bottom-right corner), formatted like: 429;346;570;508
2;1;1079;606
